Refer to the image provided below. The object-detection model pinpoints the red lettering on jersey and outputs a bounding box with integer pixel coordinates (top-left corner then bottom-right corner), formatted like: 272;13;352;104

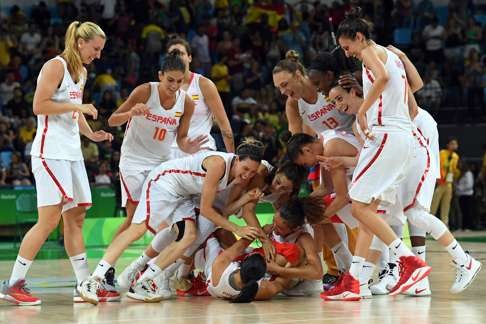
144;112;177;126
307;103;336;122
69;91;82;99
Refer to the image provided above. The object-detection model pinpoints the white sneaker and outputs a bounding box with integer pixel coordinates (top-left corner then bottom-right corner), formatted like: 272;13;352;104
360;283;372;299
405;277;431;296
283;280;321;297
126;278;163;303
370;266;395;295
385;263;399;290
73;288;85;302
450;255;482;294
78;277;101;305
117;261;144;290
154;274;172;299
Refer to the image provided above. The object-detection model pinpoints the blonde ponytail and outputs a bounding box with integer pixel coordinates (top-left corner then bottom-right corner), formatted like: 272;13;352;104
61;21;105;82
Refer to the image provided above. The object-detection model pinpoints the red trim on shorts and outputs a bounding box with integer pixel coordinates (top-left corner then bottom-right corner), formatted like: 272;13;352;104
40;116;48;158
352;133;388;185
403;131;431;212
145;169;206;235
120;171;138;204
41;158;73;202
77;203;92;207
377;209;386;214
183;217;196;223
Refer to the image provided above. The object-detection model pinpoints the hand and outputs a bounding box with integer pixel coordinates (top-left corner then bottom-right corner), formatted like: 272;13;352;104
386;45;405;59
244;188;264;204
235;226;260;241
184;135;210;154
338;74;363;96
261;239;276;262
357;110;374;140
77;104;98;119
265;260;282;275
129;103;150;117
90;130;114;142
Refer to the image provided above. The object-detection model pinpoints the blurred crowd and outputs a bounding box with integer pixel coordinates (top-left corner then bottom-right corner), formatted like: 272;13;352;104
0;0;485;190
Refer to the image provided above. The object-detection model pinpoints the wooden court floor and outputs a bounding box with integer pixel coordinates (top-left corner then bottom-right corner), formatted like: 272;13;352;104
1;240;486;324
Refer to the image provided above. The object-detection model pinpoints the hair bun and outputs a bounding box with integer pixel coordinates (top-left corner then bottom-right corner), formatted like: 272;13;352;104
285;50;300;63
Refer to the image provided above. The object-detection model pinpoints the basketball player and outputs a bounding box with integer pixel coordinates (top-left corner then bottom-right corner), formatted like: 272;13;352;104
107;51;208;237
273;51;359;287
327;77;481;297
78;142;264;304
319;8;433;301
0;22;112;306
167;37;234;158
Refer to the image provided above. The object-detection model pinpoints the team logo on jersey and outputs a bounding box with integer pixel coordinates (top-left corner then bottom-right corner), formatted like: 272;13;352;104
307;103;336;122
69;91;82;100
191;94;200;101
175;112;182;117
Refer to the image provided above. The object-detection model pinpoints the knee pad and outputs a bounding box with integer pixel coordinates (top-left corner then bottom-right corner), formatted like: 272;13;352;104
408;220;426;237
405;208;447;240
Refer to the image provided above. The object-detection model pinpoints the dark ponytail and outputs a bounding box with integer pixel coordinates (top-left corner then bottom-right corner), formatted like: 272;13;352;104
236;139;266;163
160;49;186;73
336;7;373;40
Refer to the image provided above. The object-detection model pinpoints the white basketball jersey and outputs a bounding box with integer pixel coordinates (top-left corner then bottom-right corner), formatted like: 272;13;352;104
151;151;235;197
31;56;84;161
120;82;185;171
208;261;241;299
414;107;440;179
171;73;216;150
362;47;413;130
298;92;354;135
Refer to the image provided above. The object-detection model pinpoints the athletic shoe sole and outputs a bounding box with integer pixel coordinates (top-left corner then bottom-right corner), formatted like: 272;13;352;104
390;266;432;296
126;292;163;303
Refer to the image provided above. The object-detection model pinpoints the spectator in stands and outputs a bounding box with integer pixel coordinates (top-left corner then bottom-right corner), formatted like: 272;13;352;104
95;161;113;186
423;15;446;64
456;160;475;230
7;152;31;186
417;72;442;113
431;137;460;227
191;23;212;76
231;88;258;121
413;0;435;31
464;17;482;58
462;48;483;114
18;117;36;148
4;87;30;118
19;24;42;55
211;55;231;115
81;138;99;176
0;72;20;106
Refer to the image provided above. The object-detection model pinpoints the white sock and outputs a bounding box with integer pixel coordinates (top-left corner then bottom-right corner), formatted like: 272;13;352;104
176;263;192;280
389;239;413;258
151;227;177;253
360;261;375;285
331;242;352;273
92;260;112;279
412;246;426;261
446;240;468;265
9;256;33;286
349;256;365;280
135;253;151;268
139;263;162;281
69;253;90;284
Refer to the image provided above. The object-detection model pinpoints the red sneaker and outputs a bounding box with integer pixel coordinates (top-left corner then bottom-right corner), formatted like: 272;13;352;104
0;280;41;306
320;275;344;297
320;273;360;301
389;256;432;296
97;287;121;302
176;274;209;297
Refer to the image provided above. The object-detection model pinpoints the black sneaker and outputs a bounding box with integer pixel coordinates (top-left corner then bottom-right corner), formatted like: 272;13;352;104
105;267;116;287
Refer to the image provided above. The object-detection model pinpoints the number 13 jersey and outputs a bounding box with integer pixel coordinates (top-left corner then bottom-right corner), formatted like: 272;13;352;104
298;92;354;135
120;82;185;171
